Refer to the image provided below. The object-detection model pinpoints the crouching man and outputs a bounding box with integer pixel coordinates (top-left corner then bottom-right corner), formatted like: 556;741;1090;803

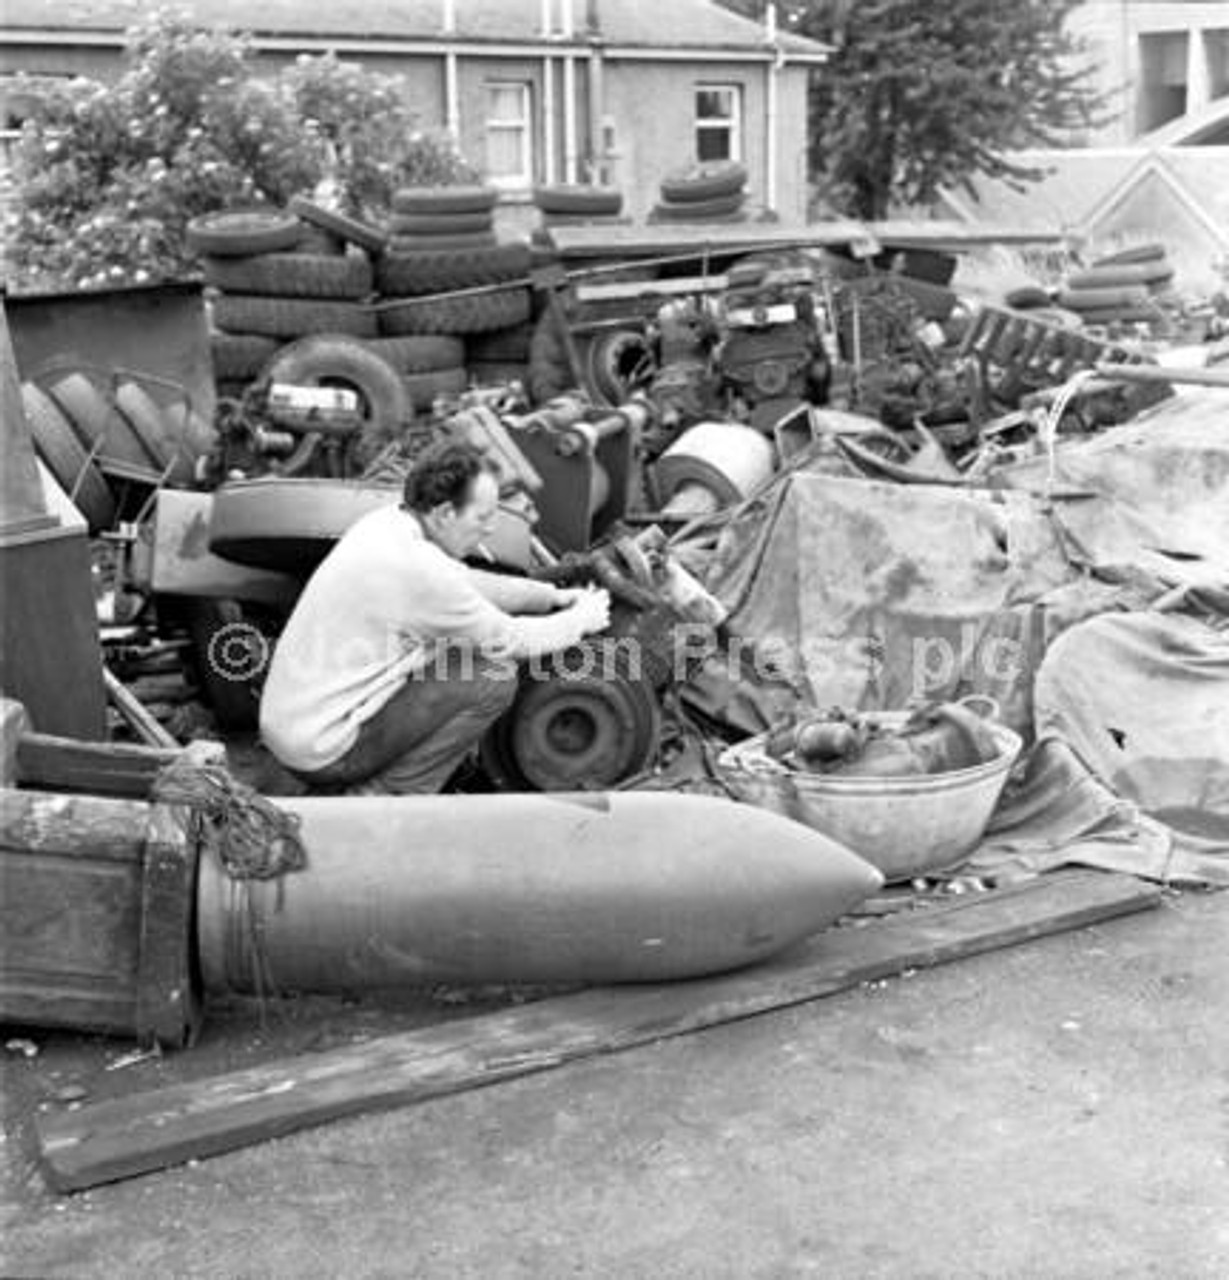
259;441;610;794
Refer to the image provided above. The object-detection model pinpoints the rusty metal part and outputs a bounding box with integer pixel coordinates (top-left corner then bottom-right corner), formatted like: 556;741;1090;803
480;641;662;792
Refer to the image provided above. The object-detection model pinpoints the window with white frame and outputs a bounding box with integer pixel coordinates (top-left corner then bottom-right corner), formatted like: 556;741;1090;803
485;81;532;188
694;84;742;163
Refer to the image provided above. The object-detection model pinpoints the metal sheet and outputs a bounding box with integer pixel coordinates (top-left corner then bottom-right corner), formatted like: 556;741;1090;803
6;281;215;426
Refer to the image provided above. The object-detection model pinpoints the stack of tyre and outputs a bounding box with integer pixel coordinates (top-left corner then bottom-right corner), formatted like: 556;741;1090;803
193;203;384;401
20;369;217;533
649;162;748;223
532;184;624;228
372;185;533;411
1054;243;1175;330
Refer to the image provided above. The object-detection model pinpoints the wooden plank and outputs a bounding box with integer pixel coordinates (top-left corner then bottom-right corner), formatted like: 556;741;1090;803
37;870;1160;1192
16;731;183;798
102;667;179;748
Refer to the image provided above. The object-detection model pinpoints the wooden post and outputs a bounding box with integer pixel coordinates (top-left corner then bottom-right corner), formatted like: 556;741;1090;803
1;294;108;739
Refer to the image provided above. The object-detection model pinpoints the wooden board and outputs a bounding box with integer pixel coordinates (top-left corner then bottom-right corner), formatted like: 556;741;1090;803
15;731;184;798
37;870;1161;1192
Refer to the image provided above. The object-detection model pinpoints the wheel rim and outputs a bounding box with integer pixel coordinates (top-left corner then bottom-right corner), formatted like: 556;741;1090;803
483;651;661;792
585;330;655;406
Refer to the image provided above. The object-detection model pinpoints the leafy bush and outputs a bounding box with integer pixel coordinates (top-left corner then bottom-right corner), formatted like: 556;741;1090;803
284;53;476;218
7;10;475;290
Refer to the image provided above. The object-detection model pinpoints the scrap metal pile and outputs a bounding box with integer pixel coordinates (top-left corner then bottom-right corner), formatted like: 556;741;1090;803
15;191;1224;797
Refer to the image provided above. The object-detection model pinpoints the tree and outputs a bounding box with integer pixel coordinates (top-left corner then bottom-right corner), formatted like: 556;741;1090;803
718;0;1105;220
7;10;474;290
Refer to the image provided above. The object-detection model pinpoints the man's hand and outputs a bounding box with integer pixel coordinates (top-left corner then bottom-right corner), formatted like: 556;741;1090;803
552;585;594;608
564;585;611;635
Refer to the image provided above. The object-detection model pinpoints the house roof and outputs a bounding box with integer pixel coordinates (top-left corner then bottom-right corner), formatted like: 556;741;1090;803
939;150;1146;233
2;0;831;61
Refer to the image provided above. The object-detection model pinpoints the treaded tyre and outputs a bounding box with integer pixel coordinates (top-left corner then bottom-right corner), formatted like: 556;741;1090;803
1004;285;1052;311
584;329;654;406
296;225;347;256
1065;262;1174;291
377;287;532;336
389;211;494;236
650;191;745;221
466;320;535;363
211;295;377;339
288;195;389;255
532;185;623;216
211;332;281;380
44;371;162;478
258;334;413;450
402;366;468;411
20;382;117;530
114;380;198;485
391;185;498;215
183;598;267;730
364;335;466;373
1056;284;1151;312
374;243;531;297
1092;243;1166;268
660;162;747;204
387;231;499;254
202;252;373;299
469;360;529;389
186;208;302;257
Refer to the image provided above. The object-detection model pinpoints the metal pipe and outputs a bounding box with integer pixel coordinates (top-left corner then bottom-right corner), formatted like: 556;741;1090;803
543;53;558;184
588;38;605;184
444;50;460;138
563;52;579;182
765;1;780;216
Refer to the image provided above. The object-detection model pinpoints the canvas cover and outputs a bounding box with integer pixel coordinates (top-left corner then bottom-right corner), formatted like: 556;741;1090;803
677;391;1229;883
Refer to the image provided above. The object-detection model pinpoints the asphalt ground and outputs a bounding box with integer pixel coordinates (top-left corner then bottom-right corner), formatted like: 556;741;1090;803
3;881;1227;1278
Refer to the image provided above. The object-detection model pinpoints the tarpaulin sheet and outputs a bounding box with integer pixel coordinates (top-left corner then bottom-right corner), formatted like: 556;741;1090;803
677;398;1229;884
970;611;1229;886
682;469;1073;737
996;388;1229;589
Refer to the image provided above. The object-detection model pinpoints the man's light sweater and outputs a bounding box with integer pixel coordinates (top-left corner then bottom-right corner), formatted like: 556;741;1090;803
260;505;585;772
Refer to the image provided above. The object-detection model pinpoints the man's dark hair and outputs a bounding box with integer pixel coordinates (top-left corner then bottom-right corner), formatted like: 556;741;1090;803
402;441;496;514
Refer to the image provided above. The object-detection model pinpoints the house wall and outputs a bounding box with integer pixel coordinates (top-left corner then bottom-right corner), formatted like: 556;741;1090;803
945;145;1229;289
2;39;814;225
602;58;810;223
1071;1;1229;144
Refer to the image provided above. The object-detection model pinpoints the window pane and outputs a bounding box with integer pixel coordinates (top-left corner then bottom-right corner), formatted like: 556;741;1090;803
487;128;524;177
696;129;730;163
696;89;733;121
487;85;525;124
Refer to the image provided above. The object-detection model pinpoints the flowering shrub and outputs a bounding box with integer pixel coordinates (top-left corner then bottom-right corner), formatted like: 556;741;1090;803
7;9;475;290
284;53;475;218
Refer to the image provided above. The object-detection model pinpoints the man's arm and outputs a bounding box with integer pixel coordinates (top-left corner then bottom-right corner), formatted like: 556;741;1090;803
467;566;562;616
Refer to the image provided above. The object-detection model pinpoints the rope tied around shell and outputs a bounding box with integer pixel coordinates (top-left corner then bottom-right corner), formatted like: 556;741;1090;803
151;756;307;881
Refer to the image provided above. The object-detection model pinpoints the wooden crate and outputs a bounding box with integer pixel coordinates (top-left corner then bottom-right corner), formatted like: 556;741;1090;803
0;789;201;1047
